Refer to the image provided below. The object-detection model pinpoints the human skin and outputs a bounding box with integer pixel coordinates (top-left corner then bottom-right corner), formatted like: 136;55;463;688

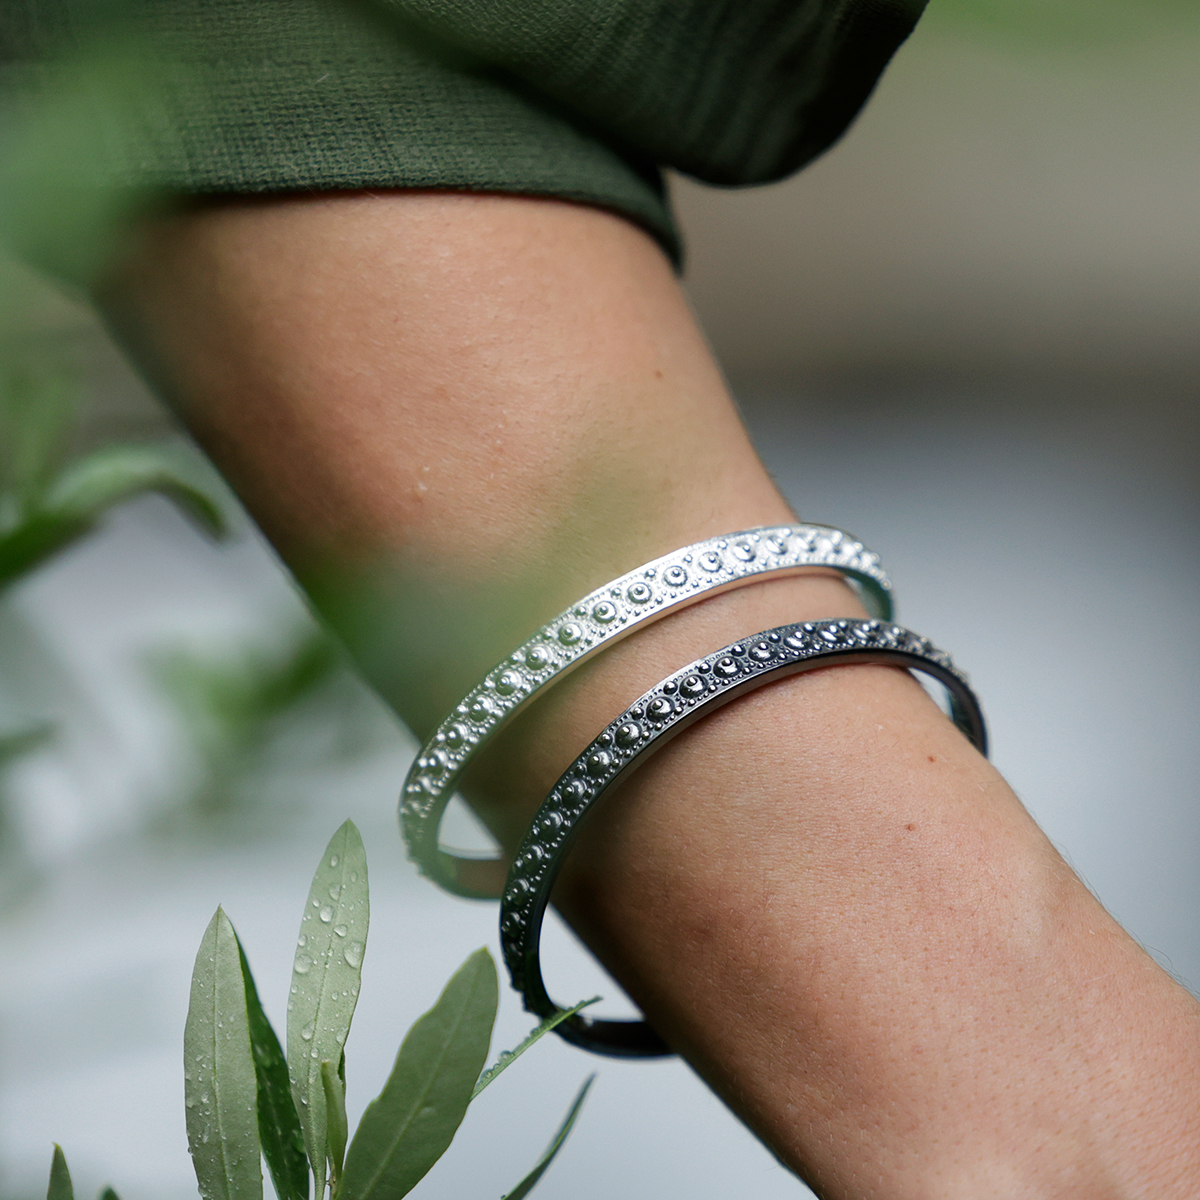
98;191;1200;1198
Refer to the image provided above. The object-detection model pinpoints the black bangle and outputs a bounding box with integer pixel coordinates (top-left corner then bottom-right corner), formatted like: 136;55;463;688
498;618;988;1059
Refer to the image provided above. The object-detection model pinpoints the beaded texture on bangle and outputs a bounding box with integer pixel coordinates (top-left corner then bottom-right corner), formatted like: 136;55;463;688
401;524;895;899
499;617;988;1059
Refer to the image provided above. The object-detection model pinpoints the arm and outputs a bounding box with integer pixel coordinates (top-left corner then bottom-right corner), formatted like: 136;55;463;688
98;190;1200;1199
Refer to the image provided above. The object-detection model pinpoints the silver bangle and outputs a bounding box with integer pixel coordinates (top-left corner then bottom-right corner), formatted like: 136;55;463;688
401;525;894;898
498;618;988;1058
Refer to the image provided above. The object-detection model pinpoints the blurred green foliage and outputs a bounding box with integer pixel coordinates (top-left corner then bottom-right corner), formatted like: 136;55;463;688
0;366;225;594
149;631;341;821
930;0;1200;46
0;335;404;877
0;32;173;289
0;365;235;878
0;722;52;898
148;628;401;832
0;353;402;856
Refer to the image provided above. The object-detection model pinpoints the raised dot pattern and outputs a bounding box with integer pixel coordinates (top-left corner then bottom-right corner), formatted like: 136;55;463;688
401;525;895;894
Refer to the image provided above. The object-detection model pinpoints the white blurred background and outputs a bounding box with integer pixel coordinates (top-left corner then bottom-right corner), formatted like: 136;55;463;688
2;5;1198;1199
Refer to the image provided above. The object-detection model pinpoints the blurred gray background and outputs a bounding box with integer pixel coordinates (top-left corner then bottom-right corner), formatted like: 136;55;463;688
2;4;1198;1199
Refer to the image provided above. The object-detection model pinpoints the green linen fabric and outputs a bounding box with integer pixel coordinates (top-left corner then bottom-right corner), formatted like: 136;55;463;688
0;0;926;279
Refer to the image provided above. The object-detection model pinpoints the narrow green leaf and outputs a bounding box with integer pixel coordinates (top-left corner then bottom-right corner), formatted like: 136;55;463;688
47;1145;74;1200
338;948;498;1200
235;937;308;1200
0;447;227;593
0;512;93;593
287;822;368;1200
0;367;75;515
472;998;601;1099
185;908;263;1200
321;1060;348;1185
43;446;227;539
97;1188;120;1200
501;1075;595;1200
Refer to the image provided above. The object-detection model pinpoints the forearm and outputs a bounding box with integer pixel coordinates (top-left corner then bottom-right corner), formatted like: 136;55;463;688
98;191;1200;1198
97;190;793;734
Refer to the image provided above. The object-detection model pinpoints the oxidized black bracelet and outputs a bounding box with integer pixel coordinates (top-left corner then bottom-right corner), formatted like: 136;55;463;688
401;524;894;900
498;617;988;1059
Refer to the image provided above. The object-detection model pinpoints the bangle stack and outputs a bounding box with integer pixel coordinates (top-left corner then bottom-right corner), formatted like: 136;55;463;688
398;525;989;1059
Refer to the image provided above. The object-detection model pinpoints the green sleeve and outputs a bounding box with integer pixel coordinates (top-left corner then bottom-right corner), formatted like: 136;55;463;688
0;0;925;281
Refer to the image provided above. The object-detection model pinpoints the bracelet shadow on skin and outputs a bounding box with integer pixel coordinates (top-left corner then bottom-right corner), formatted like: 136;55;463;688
43;821;597;1200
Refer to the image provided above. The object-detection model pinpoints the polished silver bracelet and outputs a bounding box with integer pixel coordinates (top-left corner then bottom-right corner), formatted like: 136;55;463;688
401;525;895;899
498;617;988;1058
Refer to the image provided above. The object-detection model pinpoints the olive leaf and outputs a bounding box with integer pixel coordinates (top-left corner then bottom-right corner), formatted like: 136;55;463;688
235;937;308;1200
42;446;225;536
0;368;73;515
185;908;262;1200
337;948;498;1200
0;368;226;594
287;821;368;1200
501;1075;595;1200
46;1145;74;1200
472;997;600;1099
321;1059;349;1188
0;444;226;594
0;511;94;591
